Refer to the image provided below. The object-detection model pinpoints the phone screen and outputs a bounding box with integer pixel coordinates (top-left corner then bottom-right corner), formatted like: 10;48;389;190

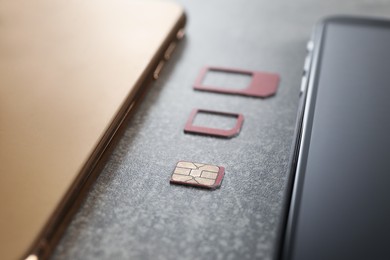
283;18;390;260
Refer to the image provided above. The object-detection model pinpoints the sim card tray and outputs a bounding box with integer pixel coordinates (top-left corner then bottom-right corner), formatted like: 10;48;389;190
184;109;244;138
193;66;279;98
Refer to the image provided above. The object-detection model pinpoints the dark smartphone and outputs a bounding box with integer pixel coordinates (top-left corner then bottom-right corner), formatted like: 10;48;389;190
278;16;390;260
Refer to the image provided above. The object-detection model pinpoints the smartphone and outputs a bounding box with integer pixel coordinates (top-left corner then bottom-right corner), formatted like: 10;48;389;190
0;1;185;259
278;16;390;260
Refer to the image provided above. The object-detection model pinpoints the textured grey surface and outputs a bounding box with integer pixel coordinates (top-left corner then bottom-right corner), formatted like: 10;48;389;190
52;0;390;259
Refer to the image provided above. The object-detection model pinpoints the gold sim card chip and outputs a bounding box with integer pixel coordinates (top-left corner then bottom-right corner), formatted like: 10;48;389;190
170;161;225;189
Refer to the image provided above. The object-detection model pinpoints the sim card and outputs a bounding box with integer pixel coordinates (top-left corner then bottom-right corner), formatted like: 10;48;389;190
170;161;225;189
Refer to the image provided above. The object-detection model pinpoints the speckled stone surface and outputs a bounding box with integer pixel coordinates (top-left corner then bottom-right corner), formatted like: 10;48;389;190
51;0;390;259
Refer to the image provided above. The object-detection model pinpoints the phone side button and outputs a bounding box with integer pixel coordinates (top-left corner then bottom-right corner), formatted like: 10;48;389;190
164;42;177;60
300;75;308;95
176;28;185;40
303;55;311;72
307;40;314;52
153;60;165;80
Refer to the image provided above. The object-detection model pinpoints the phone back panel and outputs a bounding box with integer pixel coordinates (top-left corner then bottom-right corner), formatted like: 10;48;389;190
0;1;184;259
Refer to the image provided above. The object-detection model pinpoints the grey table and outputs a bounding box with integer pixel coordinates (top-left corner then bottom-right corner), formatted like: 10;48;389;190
52;1;390;259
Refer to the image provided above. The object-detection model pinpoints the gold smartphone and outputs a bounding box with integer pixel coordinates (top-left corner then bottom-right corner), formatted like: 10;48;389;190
0;1;185;259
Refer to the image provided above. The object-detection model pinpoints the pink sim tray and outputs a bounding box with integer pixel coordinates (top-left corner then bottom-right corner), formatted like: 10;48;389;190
184;109;244;138
194;66;279;98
